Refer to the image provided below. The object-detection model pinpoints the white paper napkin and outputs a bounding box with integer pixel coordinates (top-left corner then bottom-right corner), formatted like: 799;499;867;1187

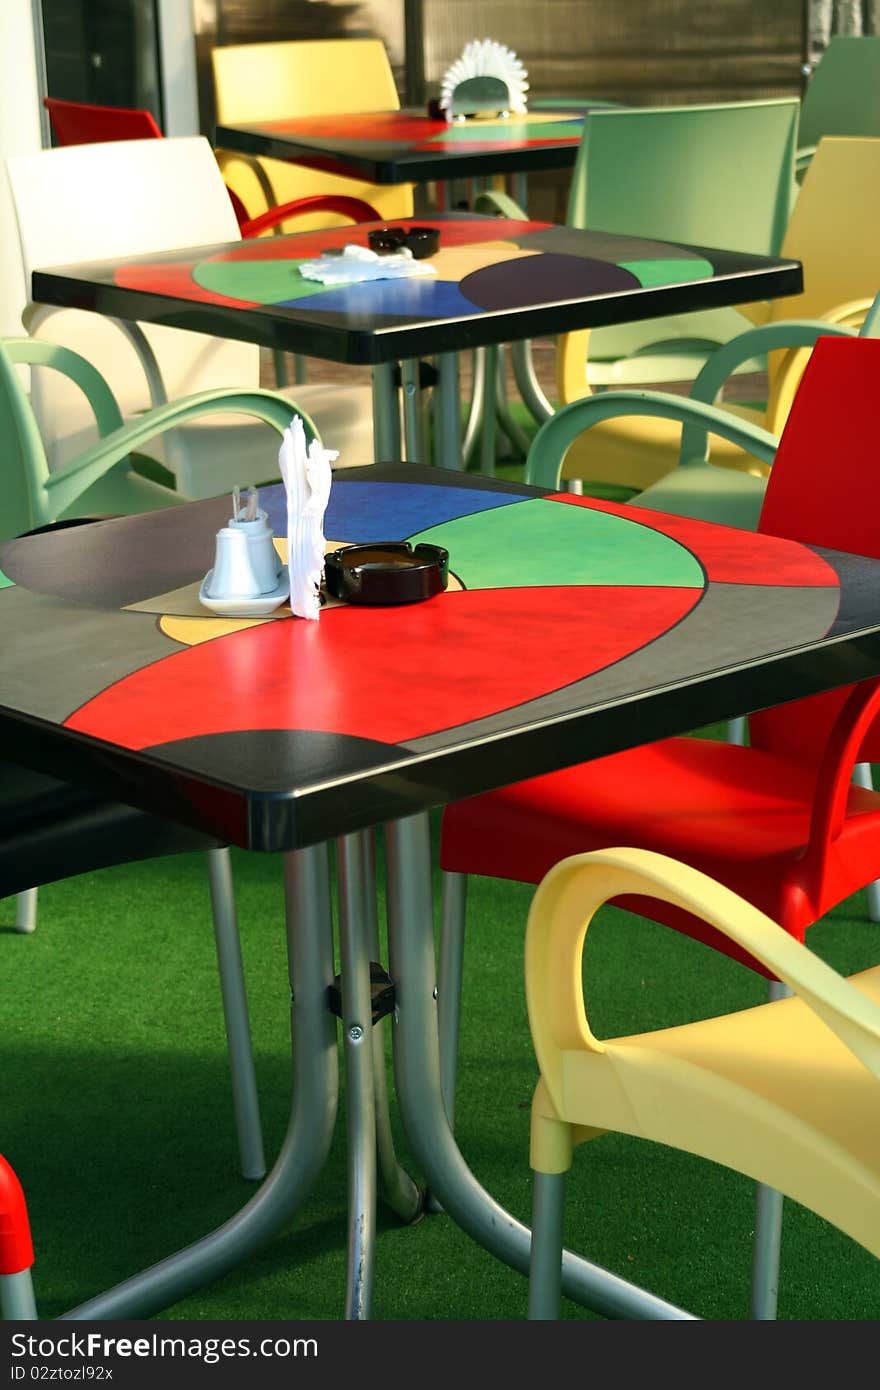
278;416;338;620
298;243;437;286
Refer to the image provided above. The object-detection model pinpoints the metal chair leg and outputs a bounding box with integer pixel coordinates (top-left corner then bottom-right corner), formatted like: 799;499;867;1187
853;762;880;920
727;715;747;745
748;977;789;1319
528;1171;567;1319
205;847;266;1182
1;1269;37;1319
15;887;38;933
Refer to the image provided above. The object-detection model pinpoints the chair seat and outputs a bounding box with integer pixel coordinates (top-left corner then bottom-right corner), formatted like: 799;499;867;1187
587;307;761;386
559;402;768;492
0;762;219;899
441;735;880;967
63;462;185;519
540;960;880;1259
631;463;768;528
156;382;377;499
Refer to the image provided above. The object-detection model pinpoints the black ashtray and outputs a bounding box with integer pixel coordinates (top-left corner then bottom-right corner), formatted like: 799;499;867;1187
324;542;449;605
367;225;440;259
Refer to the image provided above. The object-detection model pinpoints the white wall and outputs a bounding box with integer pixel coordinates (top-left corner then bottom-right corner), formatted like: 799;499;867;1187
0;0;43;336
158;0;199;136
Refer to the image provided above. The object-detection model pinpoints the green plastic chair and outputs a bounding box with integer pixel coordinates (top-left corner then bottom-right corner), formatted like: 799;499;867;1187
524;288;880;529
474;98;801;471
797;35;880;177
0;336;314;543
562;98;800;389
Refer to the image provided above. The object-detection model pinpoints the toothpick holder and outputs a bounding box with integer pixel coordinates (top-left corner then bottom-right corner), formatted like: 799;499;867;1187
228;508;282;594
206;507;280;598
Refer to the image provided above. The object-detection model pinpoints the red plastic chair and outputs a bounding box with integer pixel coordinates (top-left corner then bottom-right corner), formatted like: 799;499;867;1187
439;333;880;1317
0;1155;36;1319
42;96;380;235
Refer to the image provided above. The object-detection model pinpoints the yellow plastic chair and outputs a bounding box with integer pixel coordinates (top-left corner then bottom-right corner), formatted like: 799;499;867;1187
547;136;880;493
525;847;880;1320
212;38;414;233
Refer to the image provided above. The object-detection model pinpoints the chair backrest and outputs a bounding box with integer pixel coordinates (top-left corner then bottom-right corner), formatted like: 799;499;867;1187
769;136;880;327
750;333;880;760
0;335;125;541
567;98;799;256
798;35;880;151
213;38;400;122
43;96;162;146
212;38;413;228
0;338;50;541
4;136;254;471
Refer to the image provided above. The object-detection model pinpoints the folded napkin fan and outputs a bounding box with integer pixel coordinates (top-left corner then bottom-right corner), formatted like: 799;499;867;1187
278;416;338;619
298;243;437;286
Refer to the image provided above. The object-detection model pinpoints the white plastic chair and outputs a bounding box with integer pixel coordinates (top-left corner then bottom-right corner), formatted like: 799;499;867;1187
4;136;376;499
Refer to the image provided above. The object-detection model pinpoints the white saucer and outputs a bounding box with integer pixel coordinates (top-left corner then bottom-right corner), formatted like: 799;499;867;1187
198;567;290;617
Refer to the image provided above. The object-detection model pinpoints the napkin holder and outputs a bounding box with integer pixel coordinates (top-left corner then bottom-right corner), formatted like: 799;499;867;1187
324;542;449;606
449;76;512;119
436;38;529;123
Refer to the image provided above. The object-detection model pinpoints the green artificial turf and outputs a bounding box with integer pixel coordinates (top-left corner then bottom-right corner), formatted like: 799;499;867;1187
3;794;880;1322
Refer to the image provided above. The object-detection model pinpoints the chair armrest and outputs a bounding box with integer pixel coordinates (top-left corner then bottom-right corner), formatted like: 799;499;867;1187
41;387;311;525
679;318;857;462
524;390;778;489
767;293;880;432
525;847;880;1119
806;679;880;880
23;302;170;409
472;189;530;220
238;195;382;238
4;334;127;437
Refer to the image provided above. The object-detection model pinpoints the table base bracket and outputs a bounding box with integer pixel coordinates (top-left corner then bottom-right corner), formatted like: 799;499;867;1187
328;962;396;1025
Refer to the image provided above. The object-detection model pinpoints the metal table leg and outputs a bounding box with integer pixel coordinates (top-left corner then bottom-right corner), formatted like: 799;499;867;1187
337;830;379;1319
400;359;425;463
206;845;265;1182
358;832;423;1224
462;349;488;468
337;831;424;1319
61;843;339;1320
435;352;463;470
372;362;402;462
384;812;698;1321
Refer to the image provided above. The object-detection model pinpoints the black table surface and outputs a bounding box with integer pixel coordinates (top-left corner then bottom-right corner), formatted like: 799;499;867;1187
214;105;592;184
31;212;803;366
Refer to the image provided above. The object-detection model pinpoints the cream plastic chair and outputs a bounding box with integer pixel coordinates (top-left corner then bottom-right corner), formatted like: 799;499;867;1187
4;136;375;499
548;136;880;493
525;847;880;1320
212;38;414;233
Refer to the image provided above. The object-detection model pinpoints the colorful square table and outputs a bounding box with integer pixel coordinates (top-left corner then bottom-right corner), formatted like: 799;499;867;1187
214;106;593;194
31;213;802;472
2;464;867;1320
